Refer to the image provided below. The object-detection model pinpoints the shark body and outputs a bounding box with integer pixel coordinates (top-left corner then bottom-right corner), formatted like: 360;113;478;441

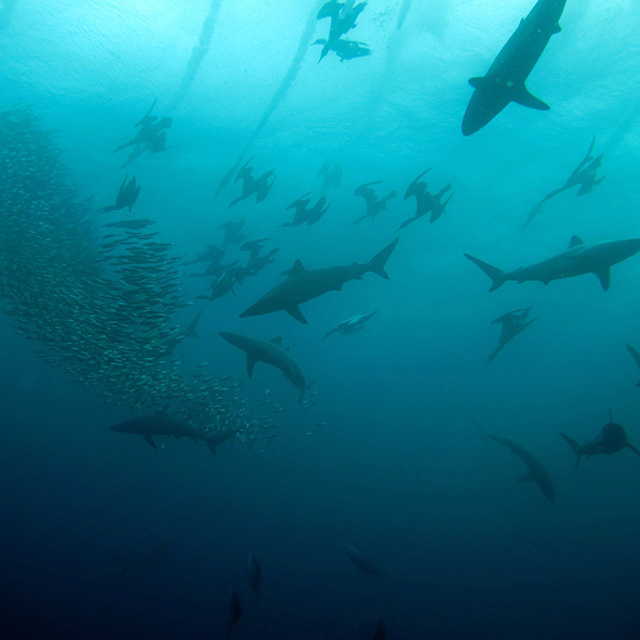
219;331;307;402
560;419;640;468
240;239;398;324
110;413;230;454
462;0;567;136
476;422;555;502
465;236;640;292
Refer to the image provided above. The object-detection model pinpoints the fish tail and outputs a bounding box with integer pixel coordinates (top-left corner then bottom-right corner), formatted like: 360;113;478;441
367;238;399;280
464;253;506;291
559;432;582;468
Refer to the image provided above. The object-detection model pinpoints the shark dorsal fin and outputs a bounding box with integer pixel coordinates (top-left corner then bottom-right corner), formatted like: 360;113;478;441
290;259;306;276
568;235;584;248
468;76;486;89
270;337;283;347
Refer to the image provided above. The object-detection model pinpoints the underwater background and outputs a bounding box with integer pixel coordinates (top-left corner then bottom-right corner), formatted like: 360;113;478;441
1;1;640;638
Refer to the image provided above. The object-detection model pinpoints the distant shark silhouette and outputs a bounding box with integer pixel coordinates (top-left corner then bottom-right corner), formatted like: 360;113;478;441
560;411;640;468
110;413;231;454
240;239;398;324
474;421;555;502
462;0;567;136
626;343;640;386
465;236;640;292
346;545;384;577
219;331;307;402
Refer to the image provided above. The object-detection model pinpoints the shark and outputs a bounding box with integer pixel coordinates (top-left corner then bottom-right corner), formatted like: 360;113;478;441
475;421;555;502
465;236;640;292
462;0;567;136
219;331;306;402
109;413;231;454
560;412;640;468
240;238;398;324
627;343;640;386
345;545;384;578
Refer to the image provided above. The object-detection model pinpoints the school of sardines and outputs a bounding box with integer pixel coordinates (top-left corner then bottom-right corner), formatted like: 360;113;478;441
1;2;639;635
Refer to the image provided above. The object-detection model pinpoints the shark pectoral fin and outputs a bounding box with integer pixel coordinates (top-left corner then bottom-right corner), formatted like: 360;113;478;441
290;259;306;276
142;434;157;449
286;306;308;324
594;268;610;291
206;440;217;455
246;356;257;378
517;473;534;483
512;85;550;111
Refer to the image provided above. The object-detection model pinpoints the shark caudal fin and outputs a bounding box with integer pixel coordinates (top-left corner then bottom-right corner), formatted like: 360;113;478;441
559;432;582;469
464;254;507;291
625;442;640;458
366;238;399;279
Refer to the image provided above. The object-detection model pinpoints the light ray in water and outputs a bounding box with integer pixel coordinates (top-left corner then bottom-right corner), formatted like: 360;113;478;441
215;0;325;196
172;0;224;109
396;0;412;30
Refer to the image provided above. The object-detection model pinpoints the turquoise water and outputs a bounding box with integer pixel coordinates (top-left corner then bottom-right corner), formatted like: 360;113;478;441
1;1;640;638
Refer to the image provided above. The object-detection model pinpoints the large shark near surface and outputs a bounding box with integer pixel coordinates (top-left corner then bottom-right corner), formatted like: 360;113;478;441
475;421;555;502
219;331;307;402
465;236;640;292
240;238;398;323
110;413;232;454
462;0;567;136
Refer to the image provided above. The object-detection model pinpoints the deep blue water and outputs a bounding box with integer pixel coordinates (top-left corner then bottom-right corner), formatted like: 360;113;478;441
2;1;640;639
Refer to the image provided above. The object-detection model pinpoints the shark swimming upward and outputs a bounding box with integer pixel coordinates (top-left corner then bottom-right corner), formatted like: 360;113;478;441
240;238;398;324
465;236;640;292
462;0;567;136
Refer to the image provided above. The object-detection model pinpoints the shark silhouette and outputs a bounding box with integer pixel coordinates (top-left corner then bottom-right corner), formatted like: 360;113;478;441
465;236;640;292
462;0;567;136
240;239;398;324
219;331;307;402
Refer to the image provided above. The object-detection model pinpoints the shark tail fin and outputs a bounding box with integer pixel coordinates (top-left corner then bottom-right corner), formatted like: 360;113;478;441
464;254;506;291
471;420;489;440
625;442;640;458
367;238;399;280
559;432;582;469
